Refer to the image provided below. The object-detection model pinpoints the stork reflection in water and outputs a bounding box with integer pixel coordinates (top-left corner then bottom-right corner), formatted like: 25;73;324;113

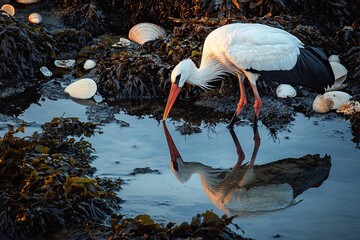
163;123;331;217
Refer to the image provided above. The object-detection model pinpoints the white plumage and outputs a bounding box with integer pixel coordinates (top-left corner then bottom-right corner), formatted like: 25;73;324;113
204;23;303;72
163;23;335;128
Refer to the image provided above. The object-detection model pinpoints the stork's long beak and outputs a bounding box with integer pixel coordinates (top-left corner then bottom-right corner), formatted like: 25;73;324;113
162;122;181;171
162;83;181;121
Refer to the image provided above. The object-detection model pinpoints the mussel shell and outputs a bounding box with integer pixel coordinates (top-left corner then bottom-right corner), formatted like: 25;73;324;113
54;59;76;68
313;91;351;113
276;84;297;98
40;66;52;77
28;12;42;24
128;23;166;45
1;4;15;16
64;78;97;99
112;38;132;48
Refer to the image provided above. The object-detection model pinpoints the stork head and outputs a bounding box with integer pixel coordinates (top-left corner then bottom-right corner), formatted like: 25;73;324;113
162;59;196;120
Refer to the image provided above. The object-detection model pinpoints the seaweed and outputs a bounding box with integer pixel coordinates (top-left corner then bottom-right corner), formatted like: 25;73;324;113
0;117;121;239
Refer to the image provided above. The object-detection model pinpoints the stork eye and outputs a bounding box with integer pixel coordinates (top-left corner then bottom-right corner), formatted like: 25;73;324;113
175;74;181;85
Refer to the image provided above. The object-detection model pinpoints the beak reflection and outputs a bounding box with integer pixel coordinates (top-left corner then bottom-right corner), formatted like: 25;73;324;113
163;123;331;217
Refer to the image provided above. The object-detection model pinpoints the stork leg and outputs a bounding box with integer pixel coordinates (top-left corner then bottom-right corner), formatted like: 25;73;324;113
250;83;262;124
229;129;245;165
228;74;247;129
243;72;262;124
249;124;261;167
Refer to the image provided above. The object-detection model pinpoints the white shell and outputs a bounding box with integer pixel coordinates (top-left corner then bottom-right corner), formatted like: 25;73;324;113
276;84;296;98
330;62;347;82
64;78;97;99
325;62;348;92
112;38;132;48
54;59;76;68
1;4;15;16
336;101;360;115
84;59;96;70
128;23;166;45
28;13;42;24
313;91;351;113
40;66;52;77
16;0;41;4
328;54;341;63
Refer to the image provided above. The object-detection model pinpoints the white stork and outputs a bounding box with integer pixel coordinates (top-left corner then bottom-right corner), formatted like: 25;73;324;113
162;23;335;128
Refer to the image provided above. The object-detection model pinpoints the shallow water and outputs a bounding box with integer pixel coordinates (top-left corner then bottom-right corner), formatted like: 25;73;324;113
2;97;360;240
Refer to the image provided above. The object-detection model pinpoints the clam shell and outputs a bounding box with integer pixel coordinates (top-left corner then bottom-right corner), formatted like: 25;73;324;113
16;0;41;4
40;66;52;77
328;54;341;63
28;12;42;24
84;59;96;70
1;4;15;16
325;62;348;92
313;91;351;113
64;78;97;99
276;84;296;98
330;62;347;83
128;23;166;45
54;59;76;68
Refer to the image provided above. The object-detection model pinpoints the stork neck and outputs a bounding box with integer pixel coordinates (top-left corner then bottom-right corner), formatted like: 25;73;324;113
187;57;227;89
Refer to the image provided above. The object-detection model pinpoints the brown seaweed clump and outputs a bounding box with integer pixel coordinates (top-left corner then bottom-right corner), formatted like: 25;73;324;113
110;211;250;240
0;12;55;99
0;117;122;239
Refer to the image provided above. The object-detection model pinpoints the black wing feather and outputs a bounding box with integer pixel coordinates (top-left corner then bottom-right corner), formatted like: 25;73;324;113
250;46;335;93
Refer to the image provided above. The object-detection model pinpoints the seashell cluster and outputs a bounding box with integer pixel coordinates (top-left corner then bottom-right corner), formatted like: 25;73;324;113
54;59;76;68
83;59;96;70
325;61;348;92
129;23;167;45
28;13;42;24
336;101;360;116
64;78;97;99
40;66;52;77
276;84;296;98
313;91;351;113
1;4;15;16
16;0;41;4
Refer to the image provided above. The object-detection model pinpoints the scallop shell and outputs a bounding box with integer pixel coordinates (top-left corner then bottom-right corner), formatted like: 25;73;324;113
54;59;76;68
276;84;297;98
40;66;52;77
325;62;348;92
1;4;15;16
313;91;351;113
328;54;341;63
128;23;166;45
28;13;42;24
84;59;96;70
16;0;41;4
64;78;97;99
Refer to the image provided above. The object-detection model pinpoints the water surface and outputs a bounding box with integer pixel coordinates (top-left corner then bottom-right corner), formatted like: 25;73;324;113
2;97;359;240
